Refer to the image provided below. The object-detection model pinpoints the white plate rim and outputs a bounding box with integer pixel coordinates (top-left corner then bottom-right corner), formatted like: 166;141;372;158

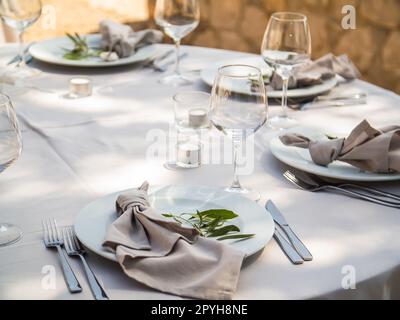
200;56;338;99
29;34;158;68
74;185;275;261
270;135;400;182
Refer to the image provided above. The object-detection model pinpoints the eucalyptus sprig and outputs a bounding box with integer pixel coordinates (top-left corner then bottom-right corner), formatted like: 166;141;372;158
63;33;101;60
163;209;255;242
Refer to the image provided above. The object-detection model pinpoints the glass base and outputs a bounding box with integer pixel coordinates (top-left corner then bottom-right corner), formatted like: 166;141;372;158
164;162;200;171
0;224;22;246
224;187;261;202
268;115;298;130
159;74;193;87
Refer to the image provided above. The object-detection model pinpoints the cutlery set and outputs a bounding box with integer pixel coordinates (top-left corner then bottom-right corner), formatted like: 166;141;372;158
266;201;313;265
284;170;400;209
7;42;35;66
284;92;368;110
42;219;109;300
267;169;399;264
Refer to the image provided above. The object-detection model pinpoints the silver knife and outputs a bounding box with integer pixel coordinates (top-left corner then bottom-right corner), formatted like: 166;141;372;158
267;200;313;261
273;228;303;265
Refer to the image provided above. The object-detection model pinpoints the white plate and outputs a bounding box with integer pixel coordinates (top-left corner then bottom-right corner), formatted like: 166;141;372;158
200;56;338;99
29;34;158;68
270;129;400;182
74;185;275;261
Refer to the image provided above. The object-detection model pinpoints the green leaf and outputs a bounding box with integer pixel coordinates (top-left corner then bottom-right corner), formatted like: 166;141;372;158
198;209;238;221
63;52;86;60
217;234;255;241
326;134;338;140
173;217;183;225
162;208;255;243
208;225;240;238
66;33;79;45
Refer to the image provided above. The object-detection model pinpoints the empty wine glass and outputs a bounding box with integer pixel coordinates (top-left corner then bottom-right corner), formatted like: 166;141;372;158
0;93;23;246
0;0;42;77
261;12;311;129
155;0;200;86
210;65;268;201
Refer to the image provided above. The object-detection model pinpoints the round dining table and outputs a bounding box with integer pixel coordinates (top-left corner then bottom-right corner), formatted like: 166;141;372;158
0;43;399;300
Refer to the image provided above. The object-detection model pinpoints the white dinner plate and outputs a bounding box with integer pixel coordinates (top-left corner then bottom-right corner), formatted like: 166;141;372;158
270;129;400;182
29;34;158;68
74;185;275;261
200;56;338;99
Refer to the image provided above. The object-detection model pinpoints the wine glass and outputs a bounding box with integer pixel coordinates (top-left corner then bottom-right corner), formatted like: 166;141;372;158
0;0;42;77
210;65;268;201
0;93;23;246
261;12;311;130
155;0;200;86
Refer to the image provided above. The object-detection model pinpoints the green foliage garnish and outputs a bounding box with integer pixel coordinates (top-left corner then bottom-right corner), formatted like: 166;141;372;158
162;209;255;242
326;134;339;140
63;33;102;60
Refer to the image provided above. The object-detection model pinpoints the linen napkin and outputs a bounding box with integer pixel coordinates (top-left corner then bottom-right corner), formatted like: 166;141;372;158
280;120;400;173
271;53;361;90
99;20;163;58
103;182;245;300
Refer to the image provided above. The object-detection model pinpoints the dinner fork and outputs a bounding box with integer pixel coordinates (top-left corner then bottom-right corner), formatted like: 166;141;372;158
63;226;109;300
305;172;400;202
42;219;82;293
283;171;400;209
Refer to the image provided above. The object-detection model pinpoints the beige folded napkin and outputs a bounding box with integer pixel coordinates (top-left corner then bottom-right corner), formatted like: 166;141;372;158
99;20;163;58
280;120;400;173
271;53;361;90
103;182;245;300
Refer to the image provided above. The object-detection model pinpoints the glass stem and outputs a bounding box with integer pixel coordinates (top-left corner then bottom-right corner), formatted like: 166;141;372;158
17;31;26;68
231;139;242;190
281;76;289;118
174;40;181;76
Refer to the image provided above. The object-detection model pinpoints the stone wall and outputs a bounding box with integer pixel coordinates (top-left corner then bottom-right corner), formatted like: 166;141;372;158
149;0;400;94
22;0;400;93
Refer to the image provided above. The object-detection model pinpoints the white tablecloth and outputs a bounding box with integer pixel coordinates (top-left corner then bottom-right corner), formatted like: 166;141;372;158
0;44;399;300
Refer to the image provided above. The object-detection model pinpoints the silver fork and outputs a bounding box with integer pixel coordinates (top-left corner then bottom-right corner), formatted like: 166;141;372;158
63;227;109;300
42;219;82;293
283;170;400;209
305;172;400;202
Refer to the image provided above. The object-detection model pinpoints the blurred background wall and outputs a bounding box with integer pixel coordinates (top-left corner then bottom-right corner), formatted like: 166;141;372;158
3;0;399;93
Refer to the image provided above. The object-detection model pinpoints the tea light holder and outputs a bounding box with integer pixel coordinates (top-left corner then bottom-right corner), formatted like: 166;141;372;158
188;108;209;128
176;133;202;169
68;77;92;98
174;91;211;131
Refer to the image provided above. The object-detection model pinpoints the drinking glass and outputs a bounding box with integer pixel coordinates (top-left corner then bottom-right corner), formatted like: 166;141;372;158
261;12;311;129
210;65;268;201
0;93;23;246
0;0;42;76
155;0;200;86
173;91;210;169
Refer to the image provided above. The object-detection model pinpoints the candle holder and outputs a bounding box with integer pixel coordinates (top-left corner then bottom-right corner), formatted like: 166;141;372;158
66;77;93;99
173;91;211;132
176;131;202;169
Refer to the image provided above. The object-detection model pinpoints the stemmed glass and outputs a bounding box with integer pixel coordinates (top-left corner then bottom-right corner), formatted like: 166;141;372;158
261;12;311;129
0;0;42;77
0;93;23;246
155;0;200;86
210;65;268;201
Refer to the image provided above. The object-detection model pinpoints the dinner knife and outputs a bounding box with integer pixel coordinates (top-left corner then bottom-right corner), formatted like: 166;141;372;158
266;200;313;261
273;228;304;265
